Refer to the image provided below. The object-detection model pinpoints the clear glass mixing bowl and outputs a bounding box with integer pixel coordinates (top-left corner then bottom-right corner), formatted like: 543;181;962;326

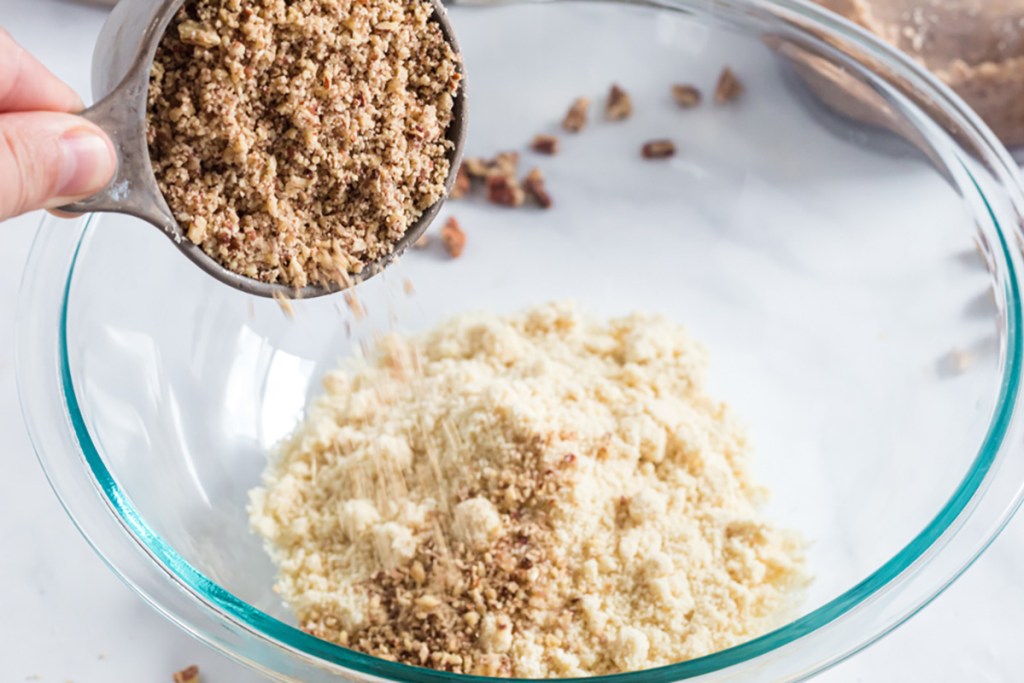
16;0;1024;681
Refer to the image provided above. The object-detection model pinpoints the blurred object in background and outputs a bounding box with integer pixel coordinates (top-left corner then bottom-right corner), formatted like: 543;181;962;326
814;0;1024;147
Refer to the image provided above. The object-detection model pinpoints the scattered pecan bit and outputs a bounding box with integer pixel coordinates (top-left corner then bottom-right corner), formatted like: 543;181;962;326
464;152;519;180
605;84;633;121
449;163;472;199
403;278;416;296
463;157;492;179
531;134;560;155
523;168;552;209
492;151;520;177
441;217;466;258
413;233;431;249
671;84;702;108
486;174;526;207
715;68;743;104
562;97;590;133
641;139;676;159
172;665;200;683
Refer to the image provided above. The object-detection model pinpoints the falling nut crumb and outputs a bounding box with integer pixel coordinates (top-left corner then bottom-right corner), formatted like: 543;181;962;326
715;68;743;104
523;168;553;209
413;233;431;249
605;84;633;120
450;164;472;199
486;174;526;207
641;140;676;159
531;134;560;155
441;217;466;258
671;84;702;108
344;291;367;320
562;97;590;133
272;291;295;319
403;279;416;296
172;665;200;683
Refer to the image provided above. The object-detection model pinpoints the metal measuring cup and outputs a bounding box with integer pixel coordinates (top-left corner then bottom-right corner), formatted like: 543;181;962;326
61;0;467;298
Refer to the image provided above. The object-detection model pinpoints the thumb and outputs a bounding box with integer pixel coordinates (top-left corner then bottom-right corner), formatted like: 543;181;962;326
0;111;116;221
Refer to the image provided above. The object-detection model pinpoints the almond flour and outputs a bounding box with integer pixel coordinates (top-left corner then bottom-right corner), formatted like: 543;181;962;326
249;302;805;677
146;0;461;289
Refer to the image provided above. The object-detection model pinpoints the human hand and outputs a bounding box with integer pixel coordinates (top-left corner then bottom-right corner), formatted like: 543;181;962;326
0;28;116;222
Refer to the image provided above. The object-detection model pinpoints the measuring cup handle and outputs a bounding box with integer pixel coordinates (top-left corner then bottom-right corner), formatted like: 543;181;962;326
57;79;168;224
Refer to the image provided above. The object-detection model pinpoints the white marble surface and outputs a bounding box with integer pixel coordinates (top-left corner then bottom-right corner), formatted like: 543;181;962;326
2;1;1024;681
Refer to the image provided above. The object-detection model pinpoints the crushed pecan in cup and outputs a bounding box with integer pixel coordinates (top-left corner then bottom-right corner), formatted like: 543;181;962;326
147;0;461;289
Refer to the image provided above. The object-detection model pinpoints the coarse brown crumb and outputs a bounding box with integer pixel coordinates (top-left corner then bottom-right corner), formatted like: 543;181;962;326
641;140;676;159
562;97;590;132
523;168;552;209
530;134;560;155
605;84;633;120
441;216;466;257
172;665;200;683
715;68;743;104
147;0;462;289
671;84;702;108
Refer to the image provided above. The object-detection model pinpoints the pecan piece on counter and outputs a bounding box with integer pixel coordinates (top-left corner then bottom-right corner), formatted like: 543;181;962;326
641;139;676;159
562;97;590;133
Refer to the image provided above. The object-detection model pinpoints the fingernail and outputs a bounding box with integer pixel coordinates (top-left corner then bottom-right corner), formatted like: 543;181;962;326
57;128;115;197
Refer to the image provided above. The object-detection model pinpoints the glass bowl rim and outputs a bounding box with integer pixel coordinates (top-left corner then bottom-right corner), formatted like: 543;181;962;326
17;0;1024;680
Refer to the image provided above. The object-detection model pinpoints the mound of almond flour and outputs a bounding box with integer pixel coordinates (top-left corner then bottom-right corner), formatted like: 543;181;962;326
146;0;460;289
248;302;806;677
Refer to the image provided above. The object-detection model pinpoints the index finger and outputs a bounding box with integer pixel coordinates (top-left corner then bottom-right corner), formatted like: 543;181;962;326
0;28;84;113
